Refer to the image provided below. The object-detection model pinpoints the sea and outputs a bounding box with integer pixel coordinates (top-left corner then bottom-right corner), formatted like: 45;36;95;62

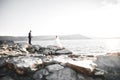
16;39;120;55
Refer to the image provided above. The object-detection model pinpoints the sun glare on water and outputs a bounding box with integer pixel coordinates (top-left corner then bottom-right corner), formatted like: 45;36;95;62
105;39;120;52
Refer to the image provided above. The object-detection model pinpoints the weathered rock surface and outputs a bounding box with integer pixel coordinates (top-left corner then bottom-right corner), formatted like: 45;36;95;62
0;58;7;68
1;40;120;80
33;69;49;80
66;60;97;75
47;45;62;51
7;56;43;75
95;56;120;80
46;68;77;80
106;52;120;56
46;64;64;72
55;49;72;55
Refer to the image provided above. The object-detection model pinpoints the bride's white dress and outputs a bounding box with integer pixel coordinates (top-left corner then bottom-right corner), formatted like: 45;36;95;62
56;36;63;48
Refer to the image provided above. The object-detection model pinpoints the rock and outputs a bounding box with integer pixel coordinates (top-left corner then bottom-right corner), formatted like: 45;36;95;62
106;52;120;56
0;58;8;77
53;55;73;64
42;49;52;55
77;73;103;80
27;45;43;53
0;44;8;50
33;69;49;80
27;45;35;53
32;45;41;51
47;45;62;51
66;60;97;75
94;68;106;76
46;68;77;80
55;49;72;55
7;56;43;75
95;56;120;80
0;75;14;80
77;73;86;80
16;43;29;53
0;57;7;68
46;64;64;72
42;56;54;64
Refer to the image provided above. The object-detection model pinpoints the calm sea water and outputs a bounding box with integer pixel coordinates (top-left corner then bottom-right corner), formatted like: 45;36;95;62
16;39;120;55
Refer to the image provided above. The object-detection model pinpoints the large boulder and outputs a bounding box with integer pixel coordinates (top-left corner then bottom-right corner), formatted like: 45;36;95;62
27;45;44;53
46;68;77;80
95;56;120;80
33;69;49;80
7;56;43;75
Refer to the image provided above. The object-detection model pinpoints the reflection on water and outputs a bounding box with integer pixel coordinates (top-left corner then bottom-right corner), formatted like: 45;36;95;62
15;39;120;54
105;39;120;52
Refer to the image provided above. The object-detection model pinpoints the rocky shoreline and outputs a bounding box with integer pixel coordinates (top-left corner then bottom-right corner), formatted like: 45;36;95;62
0;40;120;80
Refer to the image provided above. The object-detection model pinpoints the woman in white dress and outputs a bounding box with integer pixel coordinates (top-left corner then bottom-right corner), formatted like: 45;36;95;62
55;35;64;49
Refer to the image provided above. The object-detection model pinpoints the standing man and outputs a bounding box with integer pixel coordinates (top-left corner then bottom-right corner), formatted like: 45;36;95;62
28;30;32;45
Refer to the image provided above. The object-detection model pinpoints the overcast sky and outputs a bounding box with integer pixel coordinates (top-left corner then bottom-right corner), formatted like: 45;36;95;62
0;0;120;37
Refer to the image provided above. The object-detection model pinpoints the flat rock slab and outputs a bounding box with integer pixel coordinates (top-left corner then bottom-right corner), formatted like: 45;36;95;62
66;60;97;75
55;49;72;55
7;56;43;75
47;45;62;51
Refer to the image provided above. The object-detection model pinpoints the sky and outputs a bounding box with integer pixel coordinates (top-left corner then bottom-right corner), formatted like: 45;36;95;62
0;0;120;37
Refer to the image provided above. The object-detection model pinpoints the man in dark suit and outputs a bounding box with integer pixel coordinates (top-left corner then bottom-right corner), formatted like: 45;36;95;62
28;30;32;45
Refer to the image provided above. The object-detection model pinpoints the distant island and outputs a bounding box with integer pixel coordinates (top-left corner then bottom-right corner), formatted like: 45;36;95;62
0;34;90;41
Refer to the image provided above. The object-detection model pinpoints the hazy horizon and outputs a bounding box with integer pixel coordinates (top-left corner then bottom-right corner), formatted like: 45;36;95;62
0;0;120;38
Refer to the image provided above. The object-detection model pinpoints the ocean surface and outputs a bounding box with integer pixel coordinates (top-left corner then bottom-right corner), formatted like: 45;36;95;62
16;39;120;55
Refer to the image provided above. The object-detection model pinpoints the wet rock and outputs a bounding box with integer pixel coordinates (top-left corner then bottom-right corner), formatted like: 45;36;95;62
33;69;49;80
55;49;72;55
46;64;64;72
7;56;43;75
46;68;77;80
